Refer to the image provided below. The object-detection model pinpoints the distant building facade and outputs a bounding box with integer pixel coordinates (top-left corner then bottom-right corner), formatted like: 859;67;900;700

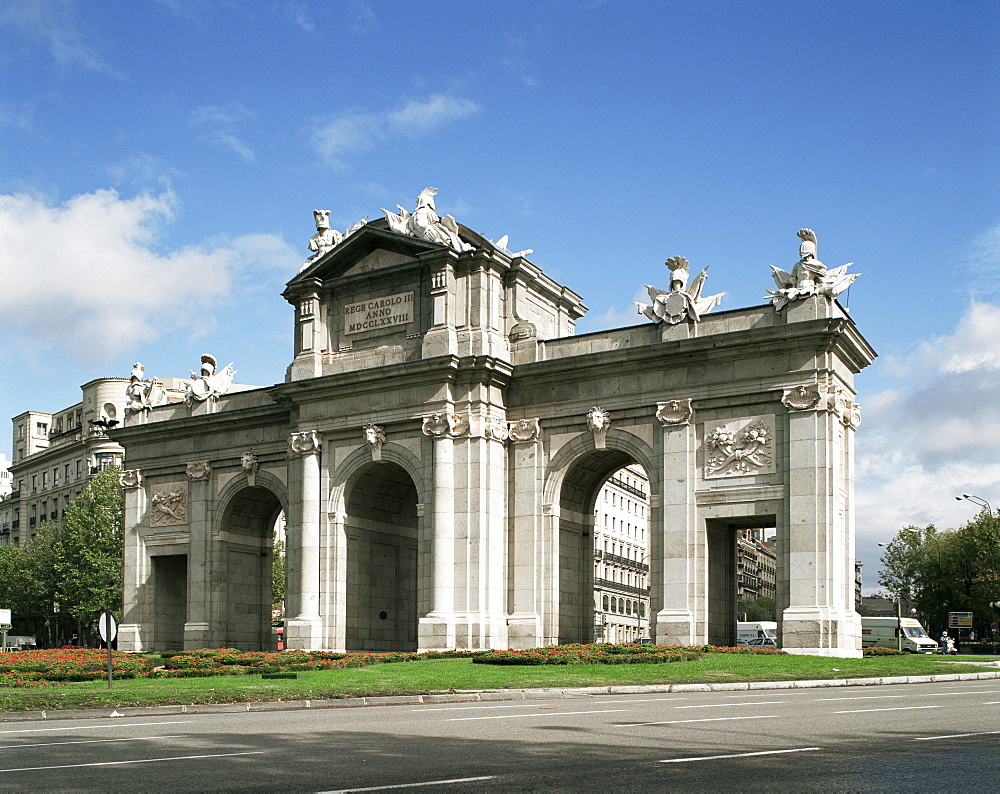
594;464;650;642
736;528;777;602
2;377;181;547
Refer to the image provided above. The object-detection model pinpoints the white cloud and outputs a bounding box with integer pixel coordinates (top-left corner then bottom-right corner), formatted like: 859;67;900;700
855;299;1000;587
310;94;481;168
0;0;124;77
0;188;294;365
191;102;256;162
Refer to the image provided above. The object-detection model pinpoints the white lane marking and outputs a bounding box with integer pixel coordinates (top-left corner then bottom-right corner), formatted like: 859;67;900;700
983;701;1000;705
0;735;180;750
446;709;627;722
660;747;821;763
0;720;191;735
0;751;263;773
322;776;496;792
592;698;687;704
914;730;1000;741
674;701;785;709
834;706;940;714
410;704;538;712
813;695;905;701
927;690;1000;696
622;715;778;727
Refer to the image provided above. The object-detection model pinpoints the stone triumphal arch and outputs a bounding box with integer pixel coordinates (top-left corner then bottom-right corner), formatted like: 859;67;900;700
116;191;874;657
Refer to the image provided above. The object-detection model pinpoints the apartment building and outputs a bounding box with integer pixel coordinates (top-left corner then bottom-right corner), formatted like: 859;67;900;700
593;464;650;643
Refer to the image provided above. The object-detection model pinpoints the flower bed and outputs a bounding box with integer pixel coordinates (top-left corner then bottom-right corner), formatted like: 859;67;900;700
473;643;702;666
0;648;152;687
863;646;904;656
0;642;790;686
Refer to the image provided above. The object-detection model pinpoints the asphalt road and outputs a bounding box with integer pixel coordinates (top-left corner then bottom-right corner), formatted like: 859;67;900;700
1;679;999;792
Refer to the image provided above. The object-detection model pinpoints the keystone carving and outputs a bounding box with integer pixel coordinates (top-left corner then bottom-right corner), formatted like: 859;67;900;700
587;407;611;449
656;398;694;426
120;469;142;489
363;423;386;460
241;452;259;486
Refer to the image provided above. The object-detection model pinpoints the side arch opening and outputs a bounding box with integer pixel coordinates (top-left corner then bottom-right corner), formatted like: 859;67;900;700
344;461;419;651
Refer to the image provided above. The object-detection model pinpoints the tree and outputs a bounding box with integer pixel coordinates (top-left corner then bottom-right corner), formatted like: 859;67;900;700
736;596;776;622
272;534;285;626
55;466;124;630
879;511;1000;638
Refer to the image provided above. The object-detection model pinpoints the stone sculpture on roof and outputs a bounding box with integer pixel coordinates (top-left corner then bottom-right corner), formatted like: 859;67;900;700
301;209;368;270
125;362;167;415
766;228;860;311
635;256;725;325
184;354;235;406
382;187;474;253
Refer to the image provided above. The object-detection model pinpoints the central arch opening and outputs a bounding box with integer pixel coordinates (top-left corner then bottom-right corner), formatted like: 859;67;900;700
558;451;651;645
219;486;284;651
344;461;419;651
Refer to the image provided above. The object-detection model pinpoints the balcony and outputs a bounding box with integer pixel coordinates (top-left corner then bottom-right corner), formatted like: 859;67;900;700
606;476;647;500
595;578;649;597
602;552;649;572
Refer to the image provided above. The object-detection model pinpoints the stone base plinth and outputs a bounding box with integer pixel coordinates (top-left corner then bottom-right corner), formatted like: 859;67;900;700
506;614;542;649
653;610;701;646
284;617;323;651
782;608;862;658
117;623;145;653
183;622;213;650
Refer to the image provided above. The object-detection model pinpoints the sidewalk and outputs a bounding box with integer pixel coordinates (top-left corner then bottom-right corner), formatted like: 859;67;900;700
3;666;999;724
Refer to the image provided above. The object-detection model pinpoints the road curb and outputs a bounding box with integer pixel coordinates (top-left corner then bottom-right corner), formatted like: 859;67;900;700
2;669;998;723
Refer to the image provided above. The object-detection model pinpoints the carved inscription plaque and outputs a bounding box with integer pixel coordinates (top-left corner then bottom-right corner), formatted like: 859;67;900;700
344;292;414;334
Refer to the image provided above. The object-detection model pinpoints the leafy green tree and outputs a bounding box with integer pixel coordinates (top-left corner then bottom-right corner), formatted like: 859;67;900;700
55;467;124;629
879;511;1000;638
21;522;67;644
272;535;286;626
736;596;776;622
0;543;27;617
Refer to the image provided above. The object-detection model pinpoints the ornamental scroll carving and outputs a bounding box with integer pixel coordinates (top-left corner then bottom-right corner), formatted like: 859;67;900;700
484;416;510;443
704;416;776;478
782;384;823;411
587;407;611;449
149;483;188;527
656;398;694;426
829;386;862;429
186;461;211;480
120;469;142;489
289;430;321;455
363;423;386;460
508;418;540;443
421;413;470;439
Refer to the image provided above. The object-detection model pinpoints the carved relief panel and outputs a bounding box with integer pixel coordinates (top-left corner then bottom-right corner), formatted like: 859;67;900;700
149;482;189;527
702;416;776;479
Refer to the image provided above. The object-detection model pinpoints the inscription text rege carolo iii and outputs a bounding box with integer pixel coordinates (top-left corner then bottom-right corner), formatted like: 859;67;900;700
344;292;413;334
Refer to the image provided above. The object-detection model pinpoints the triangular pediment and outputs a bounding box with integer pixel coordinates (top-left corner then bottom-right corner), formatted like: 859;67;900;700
287;221;444;287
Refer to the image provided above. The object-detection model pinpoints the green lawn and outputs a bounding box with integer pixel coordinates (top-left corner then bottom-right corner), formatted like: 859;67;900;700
1;654;997;713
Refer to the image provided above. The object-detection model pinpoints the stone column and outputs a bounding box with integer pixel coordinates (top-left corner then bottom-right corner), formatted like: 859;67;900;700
653;399;703;645
285;430;323;650
505;418;543;649
418;414;461;650
781;385;862;657
183;461;214;649
119;469;147;652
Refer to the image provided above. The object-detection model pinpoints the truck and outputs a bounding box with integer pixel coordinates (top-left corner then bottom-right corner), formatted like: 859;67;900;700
736;621;778;647
861;617;937;653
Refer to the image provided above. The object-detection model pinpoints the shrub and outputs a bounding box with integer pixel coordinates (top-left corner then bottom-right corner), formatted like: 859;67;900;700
863;646;904;656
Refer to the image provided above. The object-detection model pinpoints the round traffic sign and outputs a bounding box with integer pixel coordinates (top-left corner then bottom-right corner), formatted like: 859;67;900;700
98;612;118;643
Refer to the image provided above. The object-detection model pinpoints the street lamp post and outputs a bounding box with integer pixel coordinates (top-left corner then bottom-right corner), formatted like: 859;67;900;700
956;493;993;516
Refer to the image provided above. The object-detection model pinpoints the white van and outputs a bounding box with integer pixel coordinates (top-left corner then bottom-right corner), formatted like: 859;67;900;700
861;617;937;653
737;621;778;647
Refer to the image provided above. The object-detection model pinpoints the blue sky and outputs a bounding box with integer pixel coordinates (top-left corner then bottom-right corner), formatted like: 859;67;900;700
1;0;997;591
